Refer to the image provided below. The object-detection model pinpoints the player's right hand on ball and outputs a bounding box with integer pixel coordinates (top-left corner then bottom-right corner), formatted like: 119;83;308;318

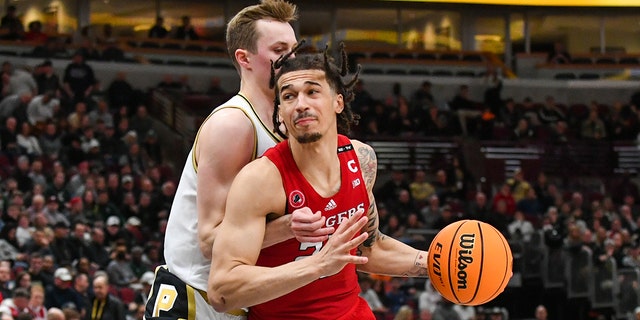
291;207;335;243
314;209;369;278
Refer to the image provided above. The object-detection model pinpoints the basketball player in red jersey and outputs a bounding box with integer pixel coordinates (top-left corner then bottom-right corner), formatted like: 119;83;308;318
208;45;430;319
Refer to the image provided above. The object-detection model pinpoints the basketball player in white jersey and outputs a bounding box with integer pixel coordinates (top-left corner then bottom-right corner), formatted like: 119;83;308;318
144;1;332;319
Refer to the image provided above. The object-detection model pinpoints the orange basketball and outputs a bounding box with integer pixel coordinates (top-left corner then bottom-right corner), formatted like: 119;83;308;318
427;219;513;306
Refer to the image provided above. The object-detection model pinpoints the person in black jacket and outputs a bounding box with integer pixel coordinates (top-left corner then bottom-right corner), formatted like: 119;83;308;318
86;273;126;320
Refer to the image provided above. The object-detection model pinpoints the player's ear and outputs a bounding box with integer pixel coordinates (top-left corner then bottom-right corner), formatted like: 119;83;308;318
335;94;344;114
235;49;250;70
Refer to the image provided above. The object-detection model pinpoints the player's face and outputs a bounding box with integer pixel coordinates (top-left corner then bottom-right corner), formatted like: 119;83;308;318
250;19;296;92
277;69;343;144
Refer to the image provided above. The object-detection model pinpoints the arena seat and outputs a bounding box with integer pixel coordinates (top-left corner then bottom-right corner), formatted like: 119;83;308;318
571;57;593;64
579;73;600;80
386;69;407;75
595;56;616;64
554;72;577;80
408;69;430;75
417;52;437;60
439;53;460;61
462;53;484;62
619;56;640;64
456;70;476;77
432;70;453;77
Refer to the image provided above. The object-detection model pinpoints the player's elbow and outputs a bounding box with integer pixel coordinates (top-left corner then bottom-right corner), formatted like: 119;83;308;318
207;286;228;312
208;277;235;312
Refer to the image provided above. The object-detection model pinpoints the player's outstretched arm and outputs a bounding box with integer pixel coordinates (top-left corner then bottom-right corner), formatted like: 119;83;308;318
208;158;369;312
351;140;429;277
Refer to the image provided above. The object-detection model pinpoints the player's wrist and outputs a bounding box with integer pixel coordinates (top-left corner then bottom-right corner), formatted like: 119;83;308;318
416;250;428;266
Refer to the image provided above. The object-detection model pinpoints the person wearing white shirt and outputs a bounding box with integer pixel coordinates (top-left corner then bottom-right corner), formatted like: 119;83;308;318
26;91;58;125
508;210;535;242
419;281;442;314
16;122;42;156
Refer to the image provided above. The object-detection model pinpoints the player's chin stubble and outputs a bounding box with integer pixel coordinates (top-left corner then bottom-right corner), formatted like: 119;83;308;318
296;132;322;144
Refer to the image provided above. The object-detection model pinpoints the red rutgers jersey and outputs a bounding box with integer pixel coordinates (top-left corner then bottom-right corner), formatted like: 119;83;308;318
252;134;373;320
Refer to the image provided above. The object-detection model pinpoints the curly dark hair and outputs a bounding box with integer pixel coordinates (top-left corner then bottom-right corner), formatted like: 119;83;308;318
270;42;361;140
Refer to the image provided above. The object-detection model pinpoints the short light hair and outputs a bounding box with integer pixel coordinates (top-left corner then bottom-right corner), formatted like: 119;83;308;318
225;0;297;71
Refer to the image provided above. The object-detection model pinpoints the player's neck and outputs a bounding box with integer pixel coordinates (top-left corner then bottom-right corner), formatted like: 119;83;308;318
238;80;275;130
290;133;341;198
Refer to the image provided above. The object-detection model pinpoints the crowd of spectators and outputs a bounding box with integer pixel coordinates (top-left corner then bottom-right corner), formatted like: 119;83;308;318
0;47;175;319
350;78;640;144
354;149;640;319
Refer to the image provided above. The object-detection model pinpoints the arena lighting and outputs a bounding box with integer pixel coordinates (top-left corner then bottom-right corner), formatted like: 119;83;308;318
381;0;640;6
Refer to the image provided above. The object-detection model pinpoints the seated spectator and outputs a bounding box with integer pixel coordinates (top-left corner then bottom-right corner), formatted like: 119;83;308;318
381;214;406;240
499;98;522;129
580;108;607;140
419;281;442;315
28;284;47;320
537;96;566;128
16;122;42;157
511;118;535;141
549;120;571;144
547;41;571;64
173;15;199;40
130;105;154;141
508;210;535;242
449;85;481;136
352;79;375;117
148;16;168;39
0;287;31;317
7;63;38;97
0;5;23;40
409;169;435;208
106;244;137;288
0;91;33;124
44;268;83;310
24;20;48;43
27;91;59;126
411;80;435;117
358;275;388;314
88;273;127;319
388;97;419;137
432;204;459;230
521;97;541;127
432;300;461;320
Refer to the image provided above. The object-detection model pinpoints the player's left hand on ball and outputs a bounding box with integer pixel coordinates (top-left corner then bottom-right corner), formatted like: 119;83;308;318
291;207;335;243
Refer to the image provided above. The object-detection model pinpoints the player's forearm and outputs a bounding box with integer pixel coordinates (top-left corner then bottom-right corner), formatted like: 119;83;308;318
357;235;429;277
208;258;321;312
262;215;293;248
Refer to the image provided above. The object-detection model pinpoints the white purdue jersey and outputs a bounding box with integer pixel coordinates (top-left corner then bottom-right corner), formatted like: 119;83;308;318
164;94;282;291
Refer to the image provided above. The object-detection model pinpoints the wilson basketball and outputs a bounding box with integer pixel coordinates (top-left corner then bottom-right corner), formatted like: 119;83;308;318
427;219;513;306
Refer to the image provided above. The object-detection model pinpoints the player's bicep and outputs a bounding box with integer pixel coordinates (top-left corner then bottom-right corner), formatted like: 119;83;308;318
213;160;280;265
196;111;254;251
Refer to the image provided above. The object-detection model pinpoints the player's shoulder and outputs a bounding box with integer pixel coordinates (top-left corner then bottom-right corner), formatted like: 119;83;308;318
199;106;254;138
349;139;376;156
235;156;281;188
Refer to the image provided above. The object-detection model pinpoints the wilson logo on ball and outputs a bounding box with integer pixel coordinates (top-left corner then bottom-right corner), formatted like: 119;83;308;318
456;233;475;290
